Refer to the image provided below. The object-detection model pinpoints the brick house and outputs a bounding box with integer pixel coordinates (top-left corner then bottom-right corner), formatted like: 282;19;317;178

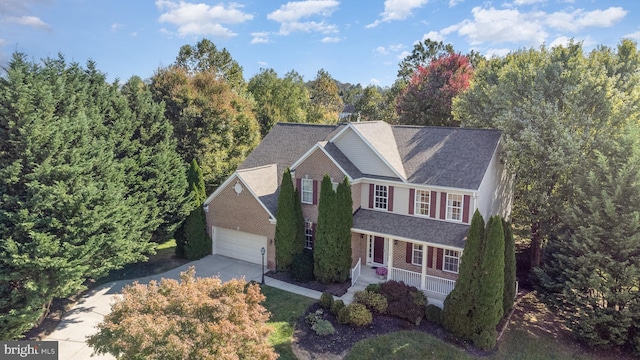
204;121;513;302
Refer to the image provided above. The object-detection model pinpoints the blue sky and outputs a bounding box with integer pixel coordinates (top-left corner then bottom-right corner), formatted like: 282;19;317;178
1;0;639;87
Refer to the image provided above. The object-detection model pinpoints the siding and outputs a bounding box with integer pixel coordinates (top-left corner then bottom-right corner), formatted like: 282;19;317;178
334;128;397;178
207;175;276;269
476;143;514;221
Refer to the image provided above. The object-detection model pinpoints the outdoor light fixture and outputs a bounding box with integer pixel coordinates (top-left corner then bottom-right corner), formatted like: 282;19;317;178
203;204;209;213
261;247;266;284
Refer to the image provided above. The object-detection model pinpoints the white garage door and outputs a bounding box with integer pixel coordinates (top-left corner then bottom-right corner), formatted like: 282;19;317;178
213;227;268;265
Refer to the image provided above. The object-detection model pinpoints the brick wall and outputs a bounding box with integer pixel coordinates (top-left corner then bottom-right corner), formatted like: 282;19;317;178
206;175;276;269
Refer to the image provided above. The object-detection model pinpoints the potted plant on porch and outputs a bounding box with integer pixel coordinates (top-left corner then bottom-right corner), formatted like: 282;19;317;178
375;267;388;280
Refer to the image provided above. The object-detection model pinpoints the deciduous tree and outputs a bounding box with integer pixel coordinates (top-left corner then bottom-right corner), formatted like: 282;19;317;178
307;69;343;123
175;38;245;91
397;53;473;127
355;85;384;121
151;67;260;192
455;41;638;269
87;267;276;360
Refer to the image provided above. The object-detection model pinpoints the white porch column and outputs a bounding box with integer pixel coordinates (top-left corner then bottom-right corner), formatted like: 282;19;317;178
387;238;394;279
421;243;428;289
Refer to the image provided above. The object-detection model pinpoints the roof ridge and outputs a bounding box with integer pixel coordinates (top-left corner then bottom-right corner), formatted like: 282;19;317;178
391;124;501;132
237;163;277;172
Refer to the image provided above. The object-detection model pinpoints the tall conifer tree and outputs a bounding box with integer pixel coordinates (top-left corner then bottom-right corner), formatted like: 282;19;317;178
502;219;517;315
336;177;353;282
314;175;337;283
274;168;297;270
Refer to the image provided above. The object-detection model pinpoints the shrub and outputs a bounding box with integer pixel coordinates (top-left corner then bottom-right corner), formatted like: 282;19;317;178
471;329;497;351
305;309;324;326
311;319;335;336
331;299;345;316
411;290;427;308
425;304;443;325
353;290;388;314
338;303;373;327
87;267;276;359
290;249;314;282
365;283;381;293
387;297;425;325
379;280;411;303
319;291;334;309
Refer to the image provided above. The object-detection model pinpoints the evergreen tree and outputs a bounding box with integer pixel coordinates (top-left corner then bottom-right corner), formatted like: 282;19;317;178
314;175;338;283
443;210;485;338
336;177;353;282
502;219;517;315
120;76;190;242
0;54;154;339
535;127;640;351
274;168;297;270
175;159;210;260
471;215;505;350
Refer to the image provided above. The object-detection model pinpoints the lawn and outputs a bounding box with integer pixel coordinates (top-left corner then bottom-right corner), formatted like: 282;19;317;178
261;285;316;360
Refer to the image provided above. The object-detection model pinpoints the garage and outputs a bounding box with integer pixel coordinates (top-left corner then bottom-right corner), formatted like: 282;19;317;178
212;227;268;265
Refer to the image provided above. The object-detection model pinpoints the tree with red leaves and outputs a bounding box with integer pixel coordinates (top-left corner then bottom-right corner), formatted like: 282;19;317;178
397;53;473;127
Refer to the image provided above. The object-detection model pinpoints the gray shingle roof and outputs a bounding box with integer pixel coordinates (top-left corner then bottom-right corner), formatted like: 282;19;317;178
239;123;344;182
320;142;364;179
392;125;501;189
351;122;406;179
352;209;470;248
237;165;279;216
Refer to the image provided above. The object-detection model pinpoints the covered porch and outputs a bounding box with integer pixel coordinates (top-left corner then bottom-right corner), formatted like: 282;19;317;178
350;209;469;305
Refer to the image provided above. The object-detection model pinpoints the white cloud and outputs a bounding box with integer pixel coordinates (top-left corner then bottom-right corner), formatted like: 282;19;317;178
5;15;51;30
250;32;271;44
397;50;410;60
130;32;138;37
267;0;340;36
513;0;546;5
0;39;6;47
548;36;570;48
366;0;429;28
257;61;268;68
455;7;547;45
369;78;380;85
321;36;341;43
421;30;444;42
111;23;124;32
449;0;463;7
546;7;627;32
156;1;253;38
267;0;339;22
0;0;51;16
484;48;511;58
278;21;337;35
624;31;640;41
389;44;404;52
375;46;388;55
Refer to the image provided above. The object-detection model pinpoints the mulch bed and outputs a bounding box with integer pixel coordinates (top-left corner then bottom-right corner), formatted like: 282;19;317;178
266;271;351;297
292;303;492;359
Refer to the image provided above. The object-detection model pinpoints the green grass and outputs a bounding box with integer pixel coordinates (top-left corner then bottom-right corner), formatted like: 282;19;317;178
345;331;473;360
261;285;316;360
344;327;596;360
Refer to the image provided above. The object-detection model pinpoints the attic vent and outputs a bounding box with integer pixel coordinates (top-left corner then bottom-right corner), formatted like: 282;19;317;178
234;182;243;195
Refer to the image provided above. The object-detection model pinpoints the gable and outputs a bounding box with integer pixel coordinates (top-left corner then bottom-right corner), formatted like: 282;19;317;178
293;145;348;182
332;127;399;179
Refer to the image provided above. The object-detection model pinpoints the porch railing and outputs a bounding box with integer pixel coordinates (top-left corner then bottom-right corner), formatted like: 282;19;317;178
351;257;361;287
390;268;421;288
424;275;456;296
389;268;456;296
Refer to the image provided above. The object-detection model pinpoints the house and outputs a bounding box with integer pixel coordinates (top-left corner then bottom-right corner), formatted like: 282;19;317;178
203;121;513;303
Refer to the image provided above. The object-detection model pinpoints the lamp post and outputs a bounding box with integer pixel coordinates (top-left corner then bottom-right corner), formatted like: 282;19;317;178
261;247;266;284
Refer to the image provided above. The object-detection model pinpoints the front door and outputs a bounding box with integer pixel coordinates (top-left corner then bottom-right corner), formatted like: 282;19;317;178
373;236;385;264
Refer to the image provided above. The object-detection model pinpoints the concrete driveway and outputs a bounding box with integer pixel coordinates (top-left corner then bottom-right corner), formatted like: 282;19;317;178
45;255;266;360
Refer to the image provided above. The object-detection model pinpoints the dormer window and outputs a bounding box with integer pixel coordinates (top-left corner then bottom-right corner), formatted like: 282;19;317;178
374;185;388;210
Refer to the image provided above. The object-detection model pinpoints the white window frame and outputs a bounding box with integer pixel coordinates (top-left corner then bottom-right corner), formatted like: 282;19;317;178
412;244;423;266
446;193;463;221
444;249;460;273
374;184;388;210
414;190;430;216
304;221;314;249
301;178;313;204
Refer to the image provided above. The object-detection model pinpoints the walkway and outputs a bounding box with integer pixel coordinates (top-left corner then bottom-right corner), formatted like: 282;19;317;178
45;254;324;360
